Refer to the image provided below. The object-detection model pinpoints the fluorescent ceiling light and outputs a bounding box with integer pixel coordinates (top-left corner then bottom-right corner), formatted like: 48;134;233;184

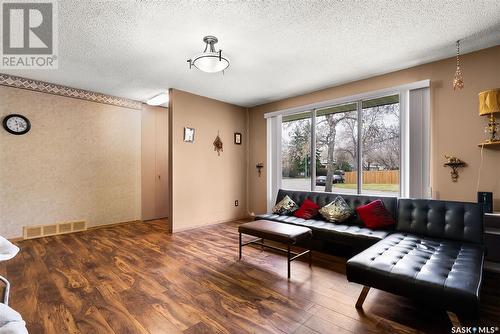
146;93;169;106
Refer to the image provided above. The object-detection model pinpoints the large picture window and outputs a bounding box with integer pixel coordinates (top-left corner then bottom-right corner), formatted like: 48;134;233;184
279;94;402;197
266;81;430;210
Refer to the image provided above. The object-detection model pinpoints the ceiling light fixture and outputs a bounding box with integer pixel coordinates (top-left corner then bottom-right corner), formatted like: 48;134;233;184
187;35;230;73
146;93;169;106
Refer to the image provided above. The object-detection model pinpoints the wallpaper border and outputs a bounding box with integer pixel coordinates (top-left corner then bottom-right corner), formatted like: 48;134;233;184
0;73;142;110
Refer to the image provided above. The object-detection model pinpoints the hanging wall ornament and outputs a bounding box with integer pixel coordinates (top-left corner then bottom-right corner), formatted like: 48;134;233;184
213;132;223;156
452;40;464;91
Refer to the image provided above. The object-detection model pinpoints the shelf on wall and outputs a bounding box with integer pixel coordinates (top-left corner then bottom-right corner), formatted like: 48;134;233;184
478;142;500;150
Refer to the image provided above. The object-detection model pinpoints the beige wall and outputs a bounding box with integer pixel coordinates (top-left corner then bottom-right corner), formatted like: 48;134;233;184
169;89;248;232
249;45;500;214
0;86;141;238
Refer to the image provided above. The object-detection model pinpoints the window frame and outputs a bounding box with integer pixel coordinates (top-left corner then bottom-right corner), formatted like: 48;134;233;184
266;80;430;211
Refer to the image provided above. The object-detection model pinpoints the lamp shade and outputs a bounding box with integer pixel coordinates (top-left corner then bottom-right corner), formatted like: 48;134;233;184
191;52;230;73
479;89;500;116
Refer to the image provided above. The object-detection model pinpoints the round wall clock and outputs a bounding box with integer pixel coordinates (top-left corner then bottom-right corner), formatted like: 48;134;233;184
2;114;31;135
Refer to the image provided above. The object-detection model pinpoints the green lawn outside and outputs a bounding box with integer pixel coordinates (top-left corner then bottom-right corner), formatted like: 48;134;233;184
334;183;399;192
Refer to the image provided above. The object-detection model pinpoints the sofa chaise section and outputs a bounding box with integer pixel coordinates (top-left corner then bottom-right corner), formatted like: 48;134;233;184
346;198;484;319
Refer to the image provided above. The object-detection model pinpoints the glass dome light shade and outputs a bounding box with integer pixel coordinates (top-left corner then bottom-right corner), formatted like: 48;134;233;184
191;52;230;73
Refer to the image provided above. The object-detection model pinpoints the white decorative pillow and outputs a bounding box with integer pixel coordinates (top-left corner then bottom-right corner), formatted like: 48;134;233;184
272;195;299;215
319;196;354;222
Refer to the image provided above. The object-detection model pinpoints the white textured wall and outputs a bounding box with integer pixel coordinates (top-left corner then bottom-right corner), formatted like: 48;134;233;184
0;86;141;238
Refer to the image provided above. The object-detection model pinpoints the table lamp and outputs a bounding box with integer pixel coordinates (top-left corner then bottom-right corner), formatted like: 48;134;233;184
479;89;500;143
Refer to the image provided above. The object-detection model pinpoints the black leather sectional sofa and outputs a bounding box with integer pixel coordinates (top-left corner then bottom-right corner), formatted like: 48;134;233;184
256;189;484;320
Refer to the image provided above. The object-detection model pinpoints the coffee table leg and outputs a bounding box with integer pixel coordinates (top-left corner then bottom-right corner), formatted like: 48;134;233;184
239;233;242;260
287;244;291;279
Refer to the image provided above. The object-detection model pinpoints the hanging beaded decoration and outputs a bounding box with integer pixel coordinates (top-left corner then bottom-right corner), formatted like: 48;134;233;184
453;40;464;91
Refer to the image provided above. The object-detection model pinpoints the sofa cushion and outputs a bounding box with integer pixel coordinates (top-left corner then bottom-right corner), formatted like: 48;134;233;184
346;233;484;315
272;195;299;215
255;214;390;250
293;198;320;219
275;189;397;226
255;214;307;225
397;199;484;244
356;200;396;229
319;196;354;222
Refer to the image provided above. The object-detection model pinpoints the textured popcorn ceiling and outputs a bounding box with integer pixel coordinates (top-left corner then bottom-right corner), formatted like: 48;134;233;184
3;0;500;107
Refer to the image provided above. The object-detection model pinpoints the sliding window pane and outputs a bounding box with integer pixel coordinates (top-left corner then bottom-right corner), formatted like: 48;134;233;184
281;112;312;191
361;95;400;196
315;103;358;193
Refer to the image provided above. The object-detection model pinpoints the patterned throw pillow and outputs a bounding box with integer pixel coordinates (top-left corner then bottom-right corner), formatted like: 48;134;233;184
272;195;299;215
319;196;354;222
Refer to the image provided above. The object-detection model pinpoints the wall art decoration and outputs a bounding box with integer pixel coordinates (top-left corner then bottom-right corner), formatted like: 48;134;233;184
234;132;242;145
213;132;223;156
184;127;195;142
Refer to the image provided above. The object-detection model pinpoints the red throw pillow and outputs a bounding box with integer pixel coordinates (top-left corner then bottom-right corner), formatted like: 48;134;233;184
293;199;320;219
356;200;396;229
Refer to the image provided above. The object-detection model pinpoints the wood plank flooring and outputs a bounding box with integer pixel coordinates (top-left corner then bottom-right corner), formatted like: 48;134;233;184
1;219;499;333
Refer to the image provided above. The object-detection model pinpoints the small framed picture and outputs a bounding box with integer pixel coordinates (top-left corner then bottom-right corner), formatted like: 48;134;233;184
234;132;242;145
184;127;195;142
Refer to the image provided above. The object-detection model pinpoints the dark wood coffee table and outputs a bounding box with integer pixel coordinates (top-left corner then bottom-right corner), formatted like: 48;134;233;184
238;220;313;279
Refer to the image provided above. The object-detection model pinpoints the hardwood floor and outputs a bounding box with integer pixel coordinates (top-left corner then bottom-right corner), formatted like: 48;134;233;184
1;219;499;333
